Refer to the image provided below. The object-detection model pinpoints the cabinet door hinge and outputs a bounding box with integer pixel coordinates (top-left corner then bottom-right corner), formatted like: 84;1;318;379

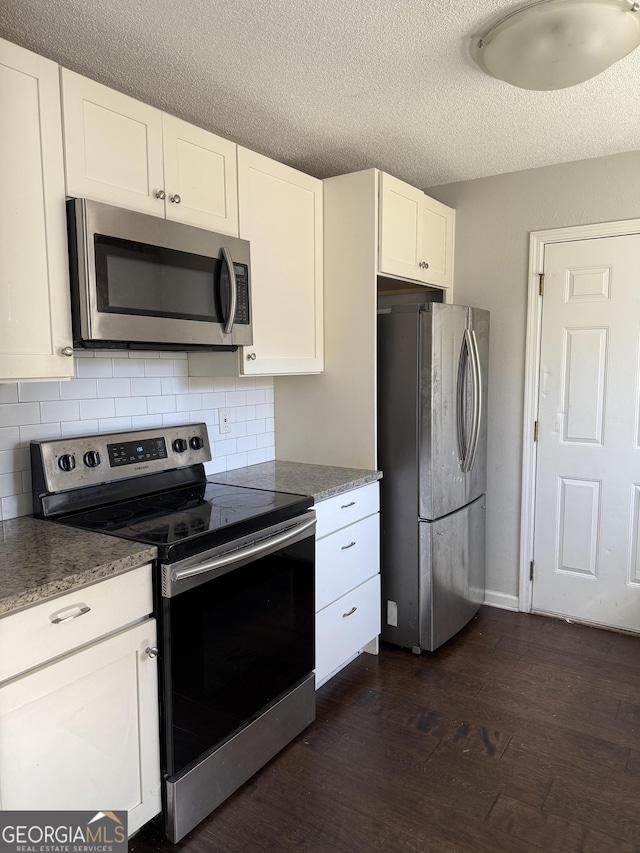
530;560;534;581
539;273;545;296
534;421;538;442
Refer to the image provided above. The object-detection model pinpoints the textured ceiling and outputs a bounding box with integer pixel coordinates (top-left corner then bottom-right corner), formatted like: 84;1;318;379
1;0;639;187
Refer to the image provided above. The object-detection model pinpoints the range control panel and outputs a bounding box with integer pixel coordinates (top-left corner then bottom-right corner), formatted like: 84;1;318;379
32;424;211;493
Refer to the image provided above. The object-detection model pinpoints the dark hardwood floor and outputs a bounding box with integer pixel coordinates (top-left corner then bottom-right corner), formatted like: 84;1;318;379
131;607;640;852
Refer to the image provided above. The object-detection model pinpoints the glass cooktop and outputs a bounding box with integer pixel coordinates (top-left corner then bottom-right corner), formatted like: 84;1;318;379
57;480;312;561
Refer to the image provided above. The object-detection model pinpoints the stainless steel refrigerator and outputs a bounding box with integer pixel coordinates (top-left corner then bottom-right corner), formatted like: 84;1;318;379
377;302;489;653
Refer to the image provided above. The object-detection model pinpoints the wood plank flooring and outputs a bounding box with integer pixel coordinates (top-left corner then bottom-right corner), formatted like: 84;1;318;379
130;607;640;852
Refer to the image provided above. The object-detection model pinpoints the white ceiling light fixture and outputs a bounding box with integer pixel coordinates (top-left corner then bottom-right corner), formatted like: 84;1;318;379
472;0;640;90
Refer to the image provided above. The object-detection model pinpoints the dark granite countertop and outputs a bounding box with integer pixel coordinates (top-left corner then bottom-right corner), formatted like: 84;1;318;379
0;516;157;618
210;460;382;502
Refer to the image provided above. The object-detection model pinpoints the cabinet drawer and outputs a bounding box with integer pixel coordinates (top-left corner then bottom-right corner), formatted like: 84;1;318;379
316;513;379;611
315;575;381;686
0;563;153;683
315;483;379;539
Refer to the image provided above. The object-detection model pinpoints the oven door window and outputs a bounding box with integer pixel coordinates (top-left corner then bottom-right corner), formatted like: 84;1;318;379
94;234;229;323
163;536;315;776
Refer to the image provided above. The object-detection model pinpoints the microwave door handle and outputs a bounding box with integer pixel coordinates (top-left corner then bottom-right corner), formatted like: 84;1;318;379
221;247;237;335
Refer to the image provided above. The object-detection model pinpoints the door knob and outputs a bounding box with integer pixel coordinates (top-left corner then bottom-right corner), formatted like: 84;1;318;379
170;194;181;204
155;190;166;200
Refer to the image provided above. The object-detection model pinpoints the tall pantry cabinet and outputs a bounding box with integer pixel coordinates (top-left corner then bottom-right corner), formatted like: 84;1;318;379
274;168;453;470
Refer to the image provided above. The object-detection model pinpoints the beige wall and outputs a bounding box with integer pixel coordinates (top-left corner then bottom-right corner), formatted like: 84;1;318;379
427;150;640;602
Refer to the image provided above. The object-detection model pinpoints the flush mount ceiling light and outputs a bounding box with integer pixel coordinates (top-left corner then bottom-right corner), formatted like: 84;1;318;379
472;0;640;90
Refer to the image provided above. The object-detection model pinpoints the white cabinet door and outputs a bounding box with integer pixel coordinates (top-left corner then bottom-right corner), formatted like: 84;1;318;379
0;38;73;382
237;147;323;375
0;619;161;836
61;71;239;234
378;171;454;291
61;69;165;217
162;114;238;235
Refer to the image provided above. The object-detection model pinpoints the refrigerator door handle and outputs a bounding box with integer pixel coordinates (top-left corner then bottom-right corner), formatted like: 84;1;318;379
466;329;482;473
457;330;471;471
457;329;482;474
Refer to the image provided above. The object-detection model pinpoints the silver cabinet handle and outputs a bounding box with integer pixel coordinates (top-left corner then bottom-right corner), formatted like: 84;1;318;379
145;647;159;658
170;194;181;204
221;246;237;335
155;190;166;200
341;541;356;550
50;604;90;624
341;501;356;509
342;606;357;618
247;352;257;361
61;346;74;357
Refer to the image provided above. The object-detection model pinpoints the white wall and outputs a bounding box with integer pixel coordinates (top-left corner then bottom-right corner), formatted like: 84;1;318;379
426;149;640;602
0;351;274;520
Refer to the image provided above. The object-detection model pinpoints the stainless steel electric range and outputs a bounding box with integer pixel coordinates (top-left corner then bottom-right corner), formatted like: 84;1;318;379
31;424;316;842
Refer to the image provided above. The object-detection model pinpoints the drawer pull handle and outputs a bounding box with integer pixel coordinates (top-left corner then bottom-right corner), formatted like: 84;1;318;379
50;604;91;624
341;501;356;509
341;541;356;550
343;606;358;618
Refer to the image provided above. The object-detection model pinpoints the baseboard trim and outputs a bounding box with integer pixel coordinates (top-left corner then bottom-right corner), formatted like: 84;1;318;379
484;590;519;611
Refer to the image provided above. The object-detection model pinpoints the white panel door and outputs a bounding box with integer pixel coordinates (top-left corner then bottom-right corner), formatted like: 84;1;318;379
378;171;423;281
0;38;73;381
162;114;238;235
532;234;640;632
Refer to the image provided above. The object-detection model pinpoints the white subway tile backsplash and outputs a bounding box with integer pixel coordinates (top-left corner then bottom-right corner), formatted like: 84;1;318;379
97;378;131;398
0;427;20;451
0;356;276;520
18;382;60;403
115;397;148;417
59;379;98;400
131;378;162;397
80;398;116;420
1;402;41;428
0;385;18;404
75;359;113;378
40;400;81;423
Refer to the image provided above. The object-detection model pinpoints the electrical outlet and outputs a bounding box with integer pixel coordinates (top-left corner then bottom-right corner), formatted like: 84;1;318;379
218;407;232;434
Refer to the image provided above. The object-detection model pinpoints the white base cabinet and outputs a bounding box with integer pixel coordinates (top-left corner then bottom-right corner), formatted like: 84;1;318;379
0;565;161;836
314;483;381;687
0;38;73;382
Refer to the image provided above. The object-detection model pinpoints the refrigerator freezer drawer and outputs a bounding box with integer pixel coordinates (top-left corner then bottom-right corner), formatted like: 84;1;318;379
419;495;486;651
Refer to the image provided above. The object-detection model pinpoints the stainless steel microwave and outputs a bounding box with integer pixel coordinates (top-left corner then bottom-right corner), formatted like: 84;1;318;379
67;198;252;350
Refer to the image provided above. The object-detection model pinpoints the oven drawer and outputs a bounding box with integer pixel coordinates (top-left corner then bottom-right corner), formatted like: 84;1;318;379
0;563;153;683
316;513;379;612
314;483;379;540
315;575;381;686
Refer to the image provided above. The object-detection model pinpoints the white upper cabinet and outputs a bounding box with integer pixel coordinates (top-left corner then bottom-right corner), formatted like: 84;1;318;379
61;70;238;235
237;147;323;375
378;171;454;290
0;38;74;382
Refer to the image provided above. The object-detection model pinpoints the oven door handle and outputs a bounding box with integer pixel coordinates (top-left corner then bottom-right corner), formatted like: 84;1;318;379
170;515;317;584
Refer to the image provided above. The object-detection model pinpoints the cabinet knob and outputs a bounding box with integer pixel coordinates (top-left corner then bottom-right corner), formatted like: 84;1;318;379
247;352;257;361
419;261;429;269
155;190;166;200
170;194;181;204
61;346;74;357
145;647;159;658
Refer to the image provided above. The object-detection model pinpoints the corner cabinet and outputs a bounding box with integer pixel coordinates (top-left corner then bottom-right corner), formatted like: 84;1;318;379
0;38;74;382
314;483;381;687
60;69;239;235
237;148;323;375
0;565;161;836
379;171;454;290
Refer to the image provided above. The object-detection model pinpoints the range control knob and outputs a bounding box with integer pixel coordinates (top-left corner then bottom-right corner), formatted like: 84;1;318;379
83;450;101;468
189;435;204;450
58;454;76;472
172;438;188;453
